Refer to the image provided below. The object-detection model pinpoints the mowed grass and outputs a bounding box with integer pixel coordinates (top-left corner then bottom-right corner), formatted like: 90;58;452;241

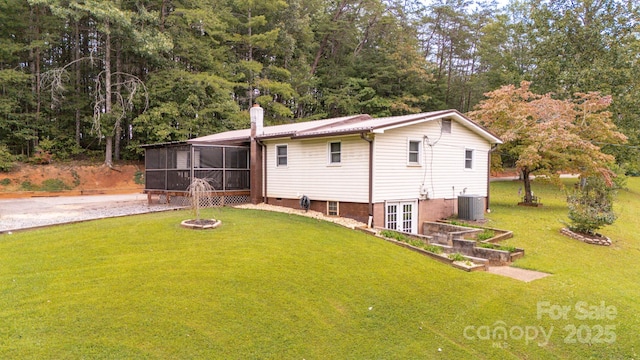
1;179;639;359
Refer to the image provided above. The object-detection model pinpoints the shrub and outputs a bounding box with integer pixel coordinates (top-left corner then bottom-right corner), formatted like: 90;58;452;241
380;230;409;242
41;179;71;192
71;170;81;188
567;175;617;234
35;138;84;161
407;238;426;247
134;171;144;185
29;149;52;164
424;245;443;254
0;178;11;186
0;145;15;172
20;181;39;191
448;253;466;262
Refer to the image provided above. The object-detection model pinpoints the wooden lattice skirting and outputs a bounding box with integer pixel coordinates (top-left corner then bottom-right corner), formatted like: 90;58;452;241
146;191;250;207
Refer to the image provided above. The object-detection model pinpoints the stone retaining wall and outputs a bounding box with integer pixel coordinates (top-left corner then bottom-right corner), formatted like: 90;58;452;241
451;238;515;265
560;228;611;246
423;222;482;245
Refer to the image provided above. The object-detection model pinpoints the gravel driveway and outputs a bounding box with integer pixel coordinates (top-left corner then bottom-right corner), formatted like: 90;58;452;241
0;193;181;233
0;194;367;233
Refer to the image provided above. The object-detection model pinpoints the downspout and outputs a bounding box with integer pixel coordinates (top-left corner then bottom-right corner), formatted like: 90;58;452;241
360;132;374;227
190;144;195;186
487;143;499;210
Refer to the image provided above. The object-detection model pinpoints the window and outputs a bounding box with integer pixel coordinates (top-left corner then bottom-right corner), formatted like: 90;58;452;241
276;145;288;167
408;140;422;165
225;147;249;168
442;119;452;133
329;141;341;164
465;149;474;169
327;201;339;216
198;147;223;168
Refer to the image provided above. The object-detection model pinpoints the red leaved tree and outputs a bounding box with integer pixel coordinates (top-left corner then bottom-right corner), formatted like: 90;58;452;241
468;81;626;205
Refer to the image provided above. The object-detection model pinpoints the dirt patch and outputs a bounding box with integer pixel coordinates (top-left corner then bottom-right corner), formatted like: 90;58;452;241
0;162;144;198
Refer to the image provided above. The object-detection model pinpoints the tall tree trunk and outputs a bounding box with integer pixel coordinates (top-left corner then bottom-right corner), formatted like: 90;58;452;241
29;5;41;154
105;137;113;167
160;0;167;31
464;43;478;113
104;21;113;167
521;167;533;203
445;45;453;105
248;7;253;106
114;39;123;161
74;20;82;146
436;33;446;81
310;0;350;76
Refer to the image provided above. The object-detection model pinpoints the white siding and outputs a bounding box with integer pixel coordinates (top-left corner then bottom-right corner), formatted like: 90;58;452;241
264;135;370;202
373;120;491;202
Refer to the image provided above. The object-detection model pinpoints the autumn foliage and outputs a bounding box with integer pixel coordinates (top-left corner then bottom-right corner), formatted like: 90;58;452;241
468;81;627;204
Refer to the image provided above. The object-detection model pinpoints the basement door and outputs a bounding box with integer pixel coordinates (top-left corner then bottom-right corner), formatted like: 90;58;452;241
385;200;418;234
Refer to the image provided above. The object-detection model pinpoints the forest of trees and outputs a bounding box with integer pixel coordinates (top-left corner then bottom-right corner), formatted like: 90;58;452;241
0;0;638;170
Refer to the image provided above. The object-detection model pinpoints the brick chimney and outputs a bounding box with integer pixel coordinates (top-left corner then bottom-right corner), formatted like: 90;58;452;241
249;104;264;204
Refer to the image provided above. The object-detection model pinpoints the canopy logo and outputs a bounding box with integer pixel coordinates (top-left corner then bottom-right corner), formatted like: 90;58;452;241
463;301;617;348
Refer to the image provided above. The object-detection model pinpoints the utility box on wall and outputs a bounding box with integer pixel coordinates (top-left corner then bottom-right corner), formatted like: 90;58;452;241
458;194;485;221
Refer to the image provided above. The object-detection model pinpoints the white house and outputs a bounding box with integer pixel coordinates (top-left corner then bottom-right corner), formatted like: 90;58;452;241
176;105;502;234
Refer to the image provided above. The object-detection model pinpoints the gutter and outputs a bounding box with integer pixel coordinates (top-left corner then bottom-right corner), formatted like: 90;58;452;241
288;128;372;140
360;132;374;227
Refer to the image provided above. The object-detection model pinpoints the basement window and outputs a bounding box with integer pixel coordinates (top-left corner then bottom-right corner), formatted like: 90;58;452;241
328;201;339;216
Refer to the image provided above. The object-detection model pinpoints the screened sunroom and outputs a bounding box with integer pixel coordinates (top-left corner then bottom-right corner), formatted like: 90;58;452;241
143;142;251;205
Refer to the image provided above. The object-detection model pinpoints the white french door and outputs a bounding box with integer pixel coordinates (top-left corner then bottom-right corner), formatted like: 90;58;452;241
385;200;418;234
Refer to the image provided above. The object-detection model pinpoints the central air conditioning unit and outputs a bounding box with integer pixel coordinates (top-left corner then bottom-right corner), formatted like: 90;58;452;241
458;194;484;221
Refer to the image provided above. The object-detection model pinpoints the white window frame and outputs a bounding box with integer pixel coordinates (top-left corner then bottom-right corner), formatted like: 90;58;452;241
385;200;418;234
464;149;474;169
276;144;288;167
407;139;422;166
327;201;339;216
328;141;341;165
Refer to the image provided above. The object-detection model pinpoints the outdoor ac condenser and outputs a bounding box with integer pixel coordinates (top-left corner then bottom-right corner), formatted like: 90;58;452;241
457;194;484;221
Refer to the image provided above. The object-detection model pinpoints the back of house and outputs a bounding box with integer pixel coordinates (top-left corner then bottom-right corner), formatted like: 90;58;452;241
143;107;501;234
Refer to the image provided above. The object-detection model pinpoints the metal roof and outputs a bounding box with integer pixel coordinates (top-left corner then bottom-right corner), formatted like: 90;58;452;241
139;140;188;148
186;110;502;145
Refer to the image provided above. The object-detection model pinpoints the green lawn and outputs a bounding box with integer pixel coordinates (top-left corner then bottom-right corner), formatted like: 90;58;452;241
1;179;639;359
